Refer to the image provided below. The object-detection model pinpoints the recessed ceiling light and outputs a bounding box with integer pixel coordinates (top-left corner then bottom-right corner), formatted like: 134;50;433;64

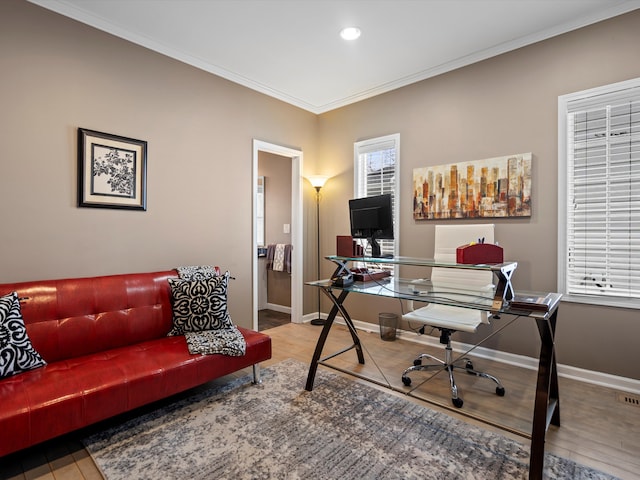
340;27;361;41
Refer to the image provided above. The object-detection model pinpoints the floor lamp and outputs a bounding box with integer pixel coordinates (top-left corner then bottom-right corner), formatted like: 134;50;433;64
307;175;329;326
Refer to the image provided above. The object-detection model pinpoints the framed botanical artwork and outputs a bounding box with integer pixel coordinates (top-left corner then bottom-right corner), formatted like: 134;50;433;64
412;152;532;220
77;128;147;210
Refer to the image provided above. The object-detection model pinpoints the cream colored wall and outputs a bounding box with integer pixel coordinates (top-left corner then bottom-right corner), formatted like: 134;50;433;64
317;11;640;380
0;0;318;328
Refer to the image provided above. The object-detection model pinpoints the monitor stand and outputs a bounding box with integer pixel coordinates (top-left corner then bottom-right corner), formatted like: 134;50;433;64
370;237;393;258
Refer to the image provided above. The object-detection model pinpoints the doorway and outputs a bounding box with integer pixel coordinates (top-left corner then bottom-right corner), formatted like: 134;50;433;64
252;140;303;331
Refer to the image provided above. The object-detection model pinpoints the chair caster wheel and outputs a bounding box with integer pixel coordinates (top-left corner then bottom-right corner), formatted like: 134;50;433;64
402;376;412;386
496;386;506;396
452;397;464;408
413;359;422;366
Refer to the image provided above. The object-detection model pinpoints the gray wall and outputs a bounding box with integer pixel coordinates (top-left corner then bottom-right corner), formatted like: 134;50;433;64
316;10;640;380
0;0;318;329
1;0;639;380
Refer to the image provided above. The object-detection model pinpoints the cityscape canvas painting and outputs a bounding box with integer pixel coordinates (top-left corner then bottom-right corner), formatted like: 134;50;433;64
412;153;532;220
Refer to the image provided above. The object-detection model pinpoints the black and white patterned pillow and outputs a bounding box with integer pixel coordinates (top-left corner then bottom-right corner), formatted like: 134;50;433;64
168;272;234;336
0;292;47;378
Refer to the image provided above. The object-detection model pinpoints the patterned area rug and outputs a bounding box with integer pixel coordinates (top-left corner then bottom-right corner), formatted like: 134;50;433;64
83;359;618;480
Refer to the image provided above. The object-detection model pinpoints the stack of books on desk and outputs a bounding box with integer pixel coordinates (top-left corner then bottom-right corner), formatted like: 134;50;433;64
509;293;555;312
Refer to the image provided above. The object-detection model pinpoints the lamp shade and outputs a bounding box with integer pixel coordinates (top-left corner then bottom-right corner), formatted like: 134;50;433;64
307;175;329;189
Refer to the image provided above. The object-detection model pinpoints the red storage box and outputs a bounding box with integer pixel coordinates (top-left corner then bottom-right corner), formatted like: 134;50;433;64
337;235;363;257
337;235;355;256
456;243;503;264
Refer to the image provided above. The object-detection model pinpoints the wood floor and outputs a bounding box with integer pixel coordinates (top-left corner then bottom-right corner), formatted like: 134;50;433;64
2;322;638;480
258;308;290;331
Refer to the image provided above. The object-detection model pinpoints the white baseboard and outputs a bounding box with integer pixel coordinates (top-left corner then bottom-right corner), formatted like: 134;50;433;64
300;312;317;324
265;303;291;314
304;312;640;395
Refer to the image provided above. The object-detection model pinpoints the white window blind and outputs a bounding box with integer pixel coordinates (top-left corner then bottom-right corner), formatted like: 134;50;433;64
559;78;640;308
354;134;400;258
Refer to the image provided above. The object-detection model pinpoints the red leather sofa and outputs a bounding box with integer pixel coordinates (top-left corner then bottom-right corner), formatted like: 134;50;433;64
0;270;271;458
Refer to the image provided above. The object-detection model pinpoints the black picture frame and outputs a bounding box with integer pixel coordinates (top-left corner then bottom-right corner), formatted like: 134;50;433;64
78;128;147;210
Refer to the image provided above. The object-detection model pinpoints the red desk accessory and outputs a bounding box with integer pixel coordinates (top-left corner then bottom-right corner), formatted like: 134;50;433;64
350;267;391;282
336;235;363;257
456;241;503;264
337;235;354;256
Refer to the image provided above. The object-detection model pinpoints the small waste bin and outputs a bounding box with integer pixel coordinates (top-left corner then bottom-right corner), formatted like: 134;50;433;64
378;312;398;341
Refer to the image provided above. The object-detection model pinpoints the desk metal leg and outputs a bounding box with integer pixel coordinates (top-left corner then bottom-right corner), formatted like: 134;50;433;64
305;288;365;391
304;288;364;392
305;291;341;391
529;308;560;480
492;263;517;310
327;290;365;365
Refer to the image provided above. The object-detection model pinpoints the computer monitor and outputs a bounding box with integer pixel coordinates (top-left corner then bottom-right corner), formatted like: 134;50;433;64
349;194;394;257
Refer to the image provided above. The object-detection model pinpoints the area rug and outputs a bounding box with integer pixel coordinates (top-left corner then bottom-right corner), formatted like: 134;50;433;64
83;359;618;480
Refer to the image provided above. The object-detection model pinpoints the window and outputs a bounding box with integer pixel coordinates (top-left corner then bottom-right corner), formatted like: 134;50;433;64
354;134;400;258
558;78;640;309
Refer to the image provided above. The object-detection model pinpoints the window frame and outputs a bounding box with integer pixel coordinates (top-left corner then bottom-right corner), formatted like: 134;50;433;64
353;133;400;260
558;77;640;309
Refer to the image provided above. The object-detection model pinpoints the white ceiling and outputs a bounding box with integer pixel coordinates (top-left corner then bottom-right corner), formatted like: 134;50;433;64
30;0;640;114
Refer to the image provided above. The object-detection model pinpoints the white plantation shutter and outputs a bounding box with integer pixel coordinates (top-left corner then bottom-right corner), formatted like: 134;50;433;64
559;79;640;308
354;134;400;258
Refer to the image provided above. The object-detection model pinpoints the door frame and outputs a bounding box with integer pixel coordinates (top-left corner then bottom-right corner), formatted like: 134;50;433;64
252;139;303;330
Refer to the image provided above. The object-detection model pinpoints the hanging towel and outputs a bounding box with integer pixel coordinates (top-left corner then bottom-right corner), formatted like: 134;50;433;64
266;244;276;270
266;244;292;273
283;244;292;274
273;244;286;271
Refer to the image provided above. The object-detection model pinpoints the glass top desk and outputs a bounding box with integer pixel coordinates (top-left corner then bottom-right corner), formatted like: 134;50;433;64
305;255;561;480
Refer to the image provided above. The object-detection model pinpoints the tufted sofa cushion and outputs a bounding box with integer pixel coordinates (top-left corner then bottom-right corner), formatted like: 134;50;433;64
1;272;175;363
